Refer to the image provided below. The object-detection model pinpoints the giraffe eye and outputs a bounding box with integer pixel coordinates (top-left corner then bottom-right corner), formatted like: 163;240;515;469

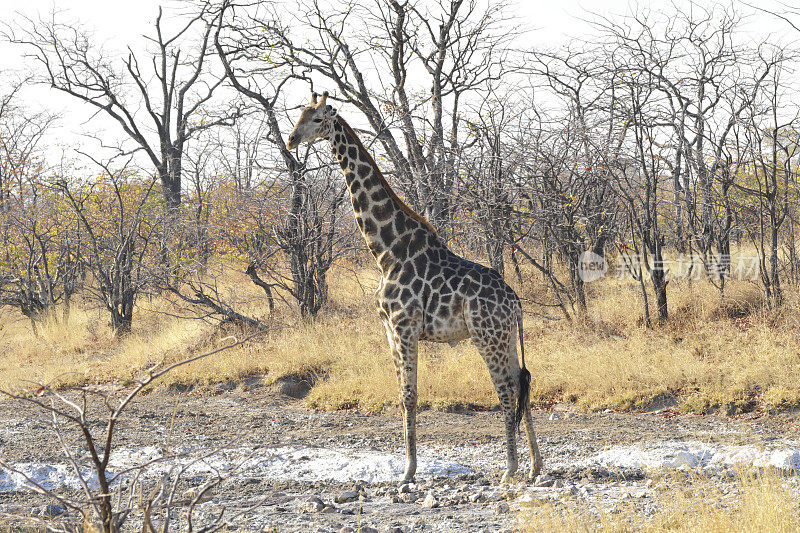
313;118;323;123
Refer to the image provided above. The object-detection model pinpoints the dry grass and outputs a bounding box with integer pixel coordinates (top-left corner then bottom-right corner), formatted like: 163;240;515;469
527;277;800;413
1;253;800;414
518;469;800;532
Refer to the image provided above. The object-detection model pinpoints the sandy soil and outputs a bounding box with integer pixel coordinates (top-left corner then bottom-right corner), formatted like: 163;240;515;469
1;377;799;532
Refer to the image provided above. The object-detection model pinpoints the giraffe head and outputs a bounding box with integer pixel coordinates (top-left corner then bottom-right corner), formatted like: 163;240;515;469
286;91;338;150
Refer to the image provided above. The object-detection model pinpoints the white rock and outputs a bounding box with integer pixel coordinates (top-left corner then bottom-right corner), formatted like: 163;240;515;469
517;492;537;503
422;491;438;508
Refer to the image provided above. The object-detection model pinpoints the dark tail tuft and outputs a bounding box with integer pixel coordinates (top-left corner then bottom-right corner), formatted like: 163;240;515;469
515;366;531;432
514;306;529;432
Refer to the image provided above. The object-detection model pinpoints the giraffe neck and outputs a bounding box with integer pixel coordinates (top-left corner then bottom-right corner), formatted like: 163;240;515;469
327;116;442;272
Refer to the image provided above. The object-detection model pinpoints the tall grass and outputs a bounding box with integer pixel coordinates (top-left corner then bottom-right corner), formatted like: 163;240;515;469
2;259;800;414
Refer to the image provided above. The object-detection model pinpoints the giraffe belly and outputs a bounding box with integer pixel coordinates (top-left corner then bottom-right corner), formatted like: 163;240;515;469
420;314;470;344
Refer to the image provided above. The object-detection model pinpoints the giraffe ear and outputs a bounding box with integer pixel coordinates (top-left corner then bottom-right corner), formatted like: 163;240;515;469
323;105;337;119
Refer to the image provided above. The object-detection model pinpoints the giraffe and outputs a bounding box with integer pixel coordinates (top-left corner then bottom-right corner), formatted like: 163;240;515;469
286;91;543;483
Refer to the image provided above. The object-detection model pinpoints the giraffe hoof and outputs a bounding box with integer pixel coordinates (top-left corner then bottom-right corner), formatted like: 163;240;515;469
501;470;515;484
402;466;416;484
530;461;543;480
400;477;415;489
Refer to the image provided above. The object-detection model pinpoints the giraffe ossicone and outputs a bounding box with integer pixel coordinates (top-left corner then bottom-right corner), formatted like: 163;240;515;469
287;91;543;483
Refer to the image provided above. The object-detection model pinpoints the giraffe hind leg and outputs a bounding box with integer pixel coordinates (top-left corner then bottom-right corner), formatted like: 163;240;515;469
523;403;543;479
498;373;520;483
472;333;520;483
506;326;542;479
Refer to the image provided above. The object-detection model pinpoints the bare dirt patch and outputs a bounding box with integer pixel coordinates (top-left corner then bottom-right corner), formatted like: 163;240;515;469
1;382;799;531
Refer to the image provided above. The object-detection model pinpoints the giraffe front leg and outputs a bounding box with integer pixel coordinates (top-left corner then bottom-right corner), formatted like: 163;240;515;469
383;319;413;483
398;339;418;484
401;386;418;483
389;320;420;485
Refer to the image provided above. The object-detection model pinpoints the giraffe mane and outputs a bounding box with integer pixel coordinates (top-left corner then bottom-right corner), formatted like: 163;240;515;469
338;118;437;234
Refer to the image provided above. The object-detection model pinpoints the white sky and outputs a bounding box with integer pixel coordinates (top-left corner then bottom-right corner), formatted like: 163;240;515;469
0;0;796;160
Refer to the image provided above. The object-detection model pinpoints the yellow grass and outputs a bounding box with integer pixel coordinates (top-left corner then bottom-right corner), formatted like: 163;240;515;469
1;256;800;414
518;469;800;532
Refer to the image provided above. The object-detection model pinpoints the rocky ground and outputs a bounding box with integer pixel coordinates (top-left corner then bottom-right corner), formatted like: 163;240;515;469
1;377;799;531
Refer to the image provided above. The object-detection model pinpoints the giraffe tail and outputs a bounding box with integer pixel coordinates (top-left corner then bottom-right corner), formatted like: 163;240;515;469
514;307;531;432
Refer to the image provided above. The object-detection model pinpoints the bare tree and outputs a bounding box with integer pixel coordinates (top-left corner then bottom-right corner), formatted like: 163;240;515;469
508;46;627;317
607;41;673;325
0;79;57;209
459;95;518;276
0;85;77;332
734;58;798;308
57;156;157;336
236;0;518;237
5;6;240;208
214;113;270;192
214;2;354;318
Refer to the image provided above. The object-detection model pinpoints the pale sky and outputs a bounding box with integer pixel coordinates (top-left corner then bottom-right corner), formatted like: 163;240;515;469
0;0;796;160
